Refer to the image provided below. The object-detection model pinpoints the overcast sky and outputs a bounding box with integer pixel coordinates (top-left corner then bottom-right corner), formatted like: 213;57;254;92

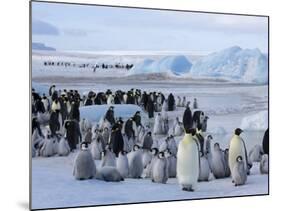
32;1;268;54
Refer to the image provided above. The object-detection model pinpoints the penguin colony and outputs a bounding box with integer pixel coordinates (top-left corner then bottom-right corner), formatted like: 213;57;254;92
32;85;269;189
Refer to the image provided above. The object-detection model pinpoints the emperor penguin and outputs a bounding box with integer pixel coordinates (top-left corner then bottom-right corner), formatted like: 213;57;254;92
102;127;110;145
176;96;181;107
95;166;124;182
143;148;159;178
166;149;177;178
73;142;96;180
262;128;269;155
39;136;56;157
177;128;200;191
159;137;169;152
211;143;226;179
249;145;263;163
181;96;187;107
152;151;169;183
198;152;211;182
162;115;169;135
232;156;247;186
142;131;153;150
162;99;168;112
193;98;198;109
142;148;153;168
91;137;103;160
229;128;250;176
58;137;71;156
100;146;116;167
116;151;129;178
153;113;163;135
128;145;143;178
224;148;231;177
173;117;184;137
201;116;209;132
167;135;178;156
260;154;269;174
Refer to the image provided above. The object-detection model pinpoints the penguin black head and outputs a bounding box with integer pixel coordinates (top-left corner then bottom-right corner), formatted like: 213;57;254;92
234;128;243;136
214;142;220;149
133;145;140;151
186;128;196;136
207;135;213;140
150;148;159;155
236;155;243;162
169;134;174;139
158;151;165;159
147;131;152;136
224;148;229;154
80;142;89;150
121;150;127;155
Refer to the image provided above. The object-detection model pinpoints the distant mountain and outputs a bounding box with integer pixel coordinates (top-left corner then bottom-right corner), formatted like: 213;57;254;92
32;42;56;51
190;46;268;84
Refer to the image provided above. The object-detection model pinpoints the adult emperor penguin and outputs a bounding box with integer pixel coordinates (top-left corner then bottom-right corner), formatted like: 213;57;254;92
260;154;269;174
262;128;269;155
95;166;124;182
128;145;143;178
198;152;211;182
110;121;124;157
152;151;169;183
232;156;247;186
125;118;135;140
211;143;226;179
177;128;200;191
182;105;193;132
229;128;250;176
73;142;96;180
153;113;163;135
116;151;129;178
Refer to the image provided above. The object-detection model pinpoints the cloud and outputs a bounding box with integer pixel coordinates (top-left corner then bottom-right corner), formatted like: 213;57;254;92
32;19;59;35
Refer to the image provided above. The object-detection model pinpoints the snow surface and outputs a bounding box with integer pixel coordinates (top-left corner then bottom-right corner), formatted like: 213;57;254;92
32;156;268;210
240;110;268;131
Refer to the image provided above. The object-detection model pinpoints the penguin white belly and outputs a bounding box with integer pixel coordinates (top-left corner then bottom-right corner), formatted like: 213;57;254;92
229;137;247;173
177;141;199;186
116;155;129;178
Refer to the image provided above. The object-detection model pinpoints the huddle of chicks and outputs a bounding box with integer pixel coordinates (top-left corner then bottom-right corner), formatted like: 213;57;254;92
72;128;178;184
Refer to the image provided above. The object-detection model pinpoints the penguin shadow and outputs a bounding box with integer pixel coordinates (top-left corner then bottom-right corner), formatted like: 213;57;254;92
17;201;29;210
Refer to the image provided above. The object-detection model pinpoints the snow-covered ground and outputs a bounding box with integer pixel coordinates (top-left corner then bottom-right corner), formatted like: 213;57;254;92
32;156;268;210
31;50;269;210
